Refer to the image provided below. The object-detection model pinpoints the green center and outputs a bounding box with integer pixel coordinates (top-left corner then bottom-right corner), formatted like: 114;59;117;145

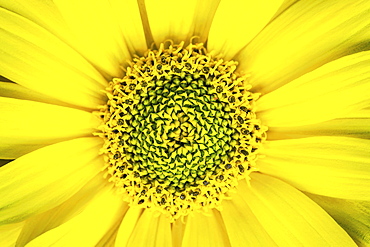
97;41;267;220
116;73;235;192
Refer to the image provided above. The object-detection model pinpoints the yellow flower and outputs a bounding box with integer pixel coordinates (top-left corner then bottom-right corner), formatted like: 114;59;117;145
0;0;369;246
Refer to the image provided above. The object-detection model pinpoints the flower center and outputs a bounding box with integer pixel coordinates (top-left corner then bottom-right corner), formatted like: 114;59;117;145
96;41;267;220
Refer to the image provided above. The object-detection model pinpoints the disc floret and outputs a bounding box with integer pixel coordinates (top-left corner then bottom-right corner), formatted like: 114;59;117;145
97;41;267;220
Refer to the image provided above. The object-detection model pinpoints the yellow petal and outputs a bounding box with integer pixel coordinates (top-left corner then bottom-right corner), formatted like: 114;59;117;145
0;143;44;161
0;0;75;45
0;137;103;225
25;185;125;247
145;0;197;45
130;211;171;247
236;0;370;94
96;218;122;247
190;0;221;43
259;136;370;200
271;0;298;19
256;51;370;127
0;82;73;108
346;105;370;118
108;0;147;55
182;210;231;247
16;175;108;246
172;218;187;247
243;173;357;246
115;207;143;246
118;209;172;247
221;188;277;246
306;193;370;247
0;222;24;247
0;96;100;159
53;0;131;78
1;0;134;79
0;7;107;109
208;0;284;60
268;116;370;140
145;0;220;45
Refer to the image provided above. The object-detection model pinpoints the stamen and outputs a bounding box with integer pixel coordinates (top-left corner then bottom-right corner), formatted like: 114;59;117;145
96;42;267;220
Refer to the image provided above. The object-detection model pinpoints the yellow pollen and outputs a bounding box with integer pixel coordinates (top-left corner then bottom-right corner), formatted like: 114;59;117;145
96;41;267;220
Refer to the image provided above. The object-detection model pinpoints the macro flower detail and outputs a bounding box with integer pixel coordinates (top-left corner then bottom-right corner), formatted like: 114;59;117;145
0;0;370;247
98;42;266;219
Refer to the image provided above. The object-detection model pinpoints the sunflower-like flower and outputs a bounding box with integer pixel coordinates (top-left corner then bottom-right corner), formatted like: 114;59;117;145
1;0;370;246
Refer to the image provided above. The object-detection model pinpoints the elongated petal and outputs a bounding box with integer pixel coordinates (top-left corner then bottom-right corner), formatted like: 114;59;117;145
96;218;122;247
25;185;125;247
236;0;370;94
0;143;44;161
115;208;143;246
271;0;298;19
16;175;108;246
221;188;277;246
0;97;100;159
259;136;370;200
0;222;24;247
0;8;107;109
1;0;135;79
208;0;284;60
172;218;187;247
256;51;370;127
182;210;231;247
117;210;171;247
267;116;370;140
0;0;75;46
145;0;197;45
306;193;370;247
0;137;103;225
53;0;130;78
108;0;147;55
0;82;73;108
145;0;220;45
190;0;221;43
242;173;357;246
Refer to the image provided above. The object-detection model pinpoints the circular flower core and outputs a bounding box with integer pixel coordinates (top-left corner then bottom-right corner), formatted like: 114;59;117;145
97;41;267;220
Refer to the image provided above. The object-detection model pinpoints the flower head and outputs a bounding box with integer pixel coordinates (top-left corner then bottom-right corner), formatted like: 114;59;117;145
0;0;369;246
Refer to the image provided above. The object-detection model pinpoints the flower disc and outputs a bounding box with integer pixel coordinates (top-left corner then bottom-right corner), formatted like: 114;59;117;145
97;41;267;220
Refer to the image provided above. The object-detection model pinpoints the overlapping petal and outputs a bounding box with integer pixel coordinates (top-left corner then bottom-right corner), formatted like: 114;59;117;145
0;7;107;109
267;115;370;140
240;174;357;246
108;0;147;55
259;136;370;200
0;82;73;108
236;0;370;94
53;0;131;78
221;188;277;246
306;193;370;247
145;0;197;45
15;175;107;246
256;51;370;127
172;218;187;247
182;210;231;247
116;210;171;247
0;137;103;225
0;0;75;46
0;222;24;247
115;208;143;246
0;96;100;159
145;0;220;45
25;185;125;247
208;0;284;60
